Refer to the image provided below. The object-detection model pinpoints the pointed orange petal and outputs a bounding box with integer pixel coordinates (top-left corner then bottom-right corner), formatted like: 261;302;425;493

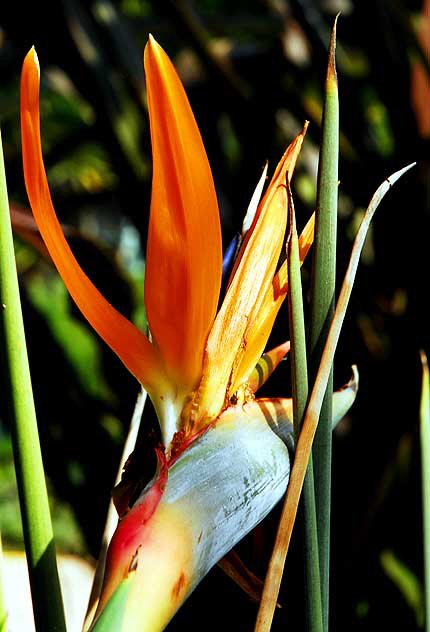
197;127;307;419
21;48;165;394
144;37;222;393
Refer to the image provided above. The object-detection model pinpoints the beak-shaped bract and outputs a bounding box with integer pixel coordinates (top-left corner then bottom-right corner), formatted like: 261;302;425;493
92;403;292;632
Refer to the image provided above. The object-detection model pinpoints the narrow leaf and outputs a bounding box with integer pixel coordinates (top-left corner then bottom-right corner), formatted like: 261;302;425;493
0;129;66;631
254;163;415;632
308;20;339;626
381;550;424;627
287;186;322;632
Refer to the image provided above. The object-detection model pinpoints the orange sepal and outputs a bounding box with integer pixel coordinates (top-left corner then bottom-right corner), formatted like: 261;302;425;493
20;48;166;395
144;37;222;394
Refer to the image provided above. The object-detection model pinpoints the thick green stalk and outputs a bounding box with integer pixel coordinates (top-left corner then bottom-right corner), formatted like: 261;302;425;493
0;131;66;632
420;351;430;632
309;19;339;630
287;192;323;632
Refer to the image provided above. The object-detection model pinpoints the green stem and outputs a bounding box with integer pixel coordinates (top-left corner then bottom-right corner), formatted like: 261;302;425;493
287;188;323;632
309;19;339;631
0;130;66;632
420;351;430;632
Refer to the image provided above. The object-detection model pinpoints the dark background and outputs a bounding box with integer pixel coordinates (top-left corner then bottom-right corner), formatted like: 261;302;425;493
0;1;429;630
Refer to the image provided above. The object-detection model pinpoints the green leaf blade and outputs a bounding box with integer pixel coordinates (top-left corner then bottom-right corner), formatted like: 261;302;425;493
0;131;66;632
308;18;339;630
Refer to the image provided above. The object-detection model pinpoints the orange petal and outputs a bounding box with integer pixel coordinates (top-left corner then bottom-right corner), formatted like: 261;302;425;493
229;287;283;395
200;184;288;420
230;211;315;392
20;48;165;394
197;127;308;420
144;37;222;394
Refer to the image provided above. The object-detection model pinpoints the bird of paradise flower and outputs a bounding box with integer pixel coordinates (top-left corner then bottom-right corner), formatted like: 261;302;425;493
20;37;354;631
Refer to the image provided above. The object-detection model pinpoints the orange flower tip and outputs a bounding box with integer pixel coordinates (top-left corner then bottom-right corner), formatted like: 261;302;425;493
22;47;40;112
25;46;40;74
146;34;162;58
144;34;164;72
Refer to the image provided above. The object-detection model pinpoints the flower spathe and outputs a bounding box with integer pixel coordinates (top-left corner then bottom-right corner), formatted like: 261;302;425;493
20;37;317;631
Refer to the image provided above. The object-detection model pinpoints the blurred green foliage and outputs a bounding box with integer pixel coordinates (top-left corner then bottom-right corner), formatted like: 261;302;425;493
0;1;429;630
